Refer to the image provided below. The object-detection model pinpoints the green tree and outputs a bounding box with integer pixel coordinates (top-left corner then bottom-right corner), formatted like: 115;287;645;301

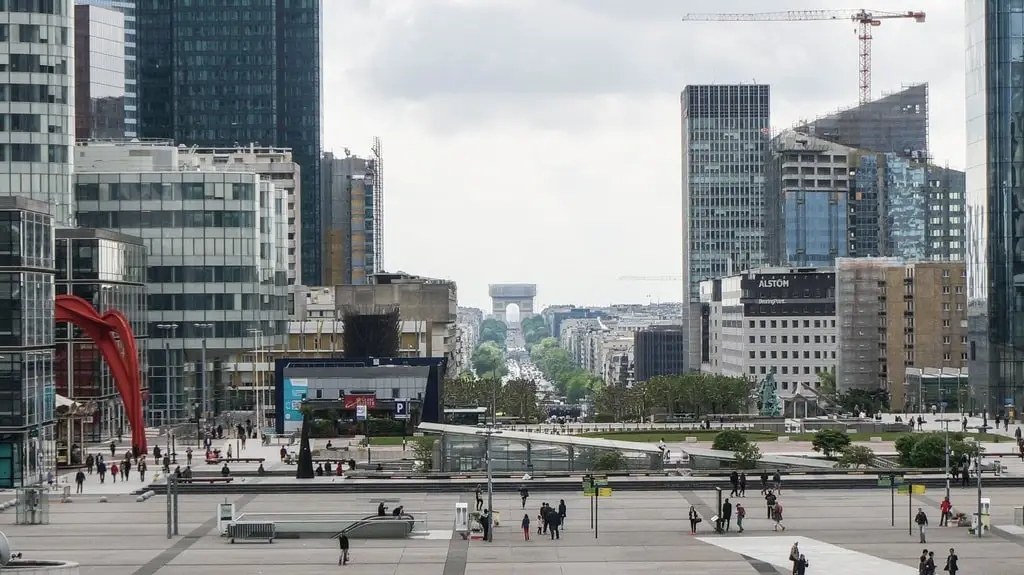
733;442;762;469
712;429;749;452
411;438;435;471
520;315;550;348
811;429;852;458
592;450;628;471
499;377;539;422
479;318;508;347
471;341;506;377
595;372;753;422
836;445;875;468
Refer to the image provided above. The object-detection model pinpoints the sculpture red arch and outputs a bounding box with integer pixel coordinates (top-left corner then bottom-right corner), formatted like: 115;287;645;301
55;295;147;453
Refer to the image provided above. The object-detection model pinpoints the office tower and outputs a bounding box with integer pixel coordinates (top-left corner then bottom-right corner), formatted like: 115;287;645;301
0;0;75;225
965;1;1024;414
321;150;382;285
765;131;851;267
74;4;126;140
55;228;147;442
836;259;967;410
681;84;770;369
634;326;686;382
73;141;289;423
137;0;322;285
192;146;302;287
74;0;136;137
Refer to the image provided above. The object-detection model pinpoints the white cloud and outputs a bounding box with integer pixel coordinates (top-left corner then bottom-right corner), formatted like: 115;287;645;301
323;0;966;310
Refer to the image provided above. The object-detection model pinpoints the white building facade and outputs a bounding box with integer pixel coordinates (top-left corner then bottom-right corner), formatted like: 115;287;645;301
700;267;837;416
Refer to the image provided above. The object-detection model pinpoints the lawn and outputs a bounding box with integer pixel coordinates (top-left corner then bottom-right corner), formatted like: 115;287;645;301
583;430;1007;443
367;436;411;446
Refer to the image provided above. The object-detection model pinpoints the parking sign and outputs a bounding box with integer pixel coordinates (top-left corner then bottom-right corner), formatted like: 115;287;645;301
395;400;410;420
356;405;367;421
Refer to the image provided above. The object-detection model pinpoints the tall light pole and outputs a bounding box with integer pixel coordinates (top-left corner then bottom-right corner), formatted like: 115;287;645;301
475;424;503;541
247;328;263;439
157;324;178;435
193;323;214;427
30;351;45;485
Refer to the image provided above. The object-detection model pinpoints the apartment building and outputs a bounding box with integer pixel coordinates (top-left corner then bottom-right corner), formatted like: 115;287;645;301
701;267;837;416
836;258;967;409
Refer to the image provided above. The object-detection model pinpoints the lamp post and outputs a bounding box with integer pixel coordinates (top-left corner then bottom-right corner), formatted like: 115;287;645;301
156;324;178;431
31;351;45;485
247;328;263;439
475;424;503;541
193;323;214;432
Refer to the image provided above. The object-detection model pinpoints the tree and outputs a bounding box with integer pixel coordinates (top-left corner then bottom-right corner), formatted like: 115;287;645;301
734;442;762;469
836;445;875;468
895;432;983;468
592;450;628;471
411;438;435;471
471;341;506;377
712;429;749;452
499;377;539;422
594;372;753;422
520;315;550;348
811;429;852;458
479;319;508;347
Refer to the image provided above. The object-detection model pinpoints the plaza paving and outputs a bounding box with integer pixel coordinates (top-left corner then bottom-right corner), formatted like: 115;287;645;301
2;484;1024;574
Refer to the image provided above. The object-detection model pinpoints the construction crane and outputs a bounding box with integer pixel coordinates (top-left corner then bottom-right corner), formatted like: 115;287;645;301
619;275;684;281
681;9;926;104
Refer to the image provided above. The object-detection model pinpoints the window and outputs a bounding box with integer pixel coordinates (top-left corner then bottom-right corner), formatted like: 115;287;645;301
782;335;788;343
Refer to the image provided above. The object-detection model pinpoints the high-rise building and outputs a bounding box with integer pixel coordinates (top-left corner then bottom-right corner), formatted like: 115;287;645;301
633;325;686;382
74;4;126;140
965;1;1024;414
835;258;967;409
72;141;289;423
191;146;302;287
0;0;75;225
74;0;137;137
0;197;57;487
681;84;770;369
54;228;147;443
136;0;322;285
321;150;382;286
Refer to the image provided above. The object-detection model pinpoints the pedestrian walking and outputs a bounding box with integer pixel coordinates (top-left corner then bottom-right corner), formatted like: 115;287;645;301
521;513;531;541
688;505;700;534
773;470;782;493
110;462;119;483
765;490;777;519
944;548;958;575
915;507;929;543
739;472;747;497
558;499;567;527
789;542;800;572
773;502;785;531
338;533;349;565
86;453;94;475
736;503;745;533
519;486;529;509
940;497;951;526
729;471;739;497
546;507;561;540
74;470;85;494
721;498;733;532
109;441;116;459
760;471;769;494
475;486;484;511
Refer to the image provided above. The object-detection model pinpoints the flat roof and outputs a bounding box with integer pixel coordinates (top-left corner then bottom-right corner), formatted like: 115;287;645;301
417;422;663;454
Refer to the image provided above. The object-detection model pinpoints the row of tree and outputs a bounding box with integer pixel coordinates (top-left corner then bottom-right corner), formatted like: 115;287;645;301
471;341;507;378
529;337;604;402
443;375;540;422
817;370;891;414
592;373;752;421
520;315;549;348
479;318;507;348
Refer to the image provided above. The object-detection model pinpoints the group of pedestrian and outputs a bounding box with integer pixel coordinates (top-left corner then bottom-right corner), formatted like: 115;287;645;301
789;542;809;575
919;548;959;575
529;500;566;540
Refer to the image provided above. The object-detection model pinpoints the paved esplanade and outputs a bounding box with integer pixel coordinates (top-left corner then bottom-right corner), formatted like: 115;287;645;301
4;486;1024;574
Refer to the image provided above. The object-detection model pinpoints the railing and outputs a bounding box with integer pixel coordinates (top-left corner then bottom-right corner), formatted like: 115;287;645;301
234;511;428;534
500;422;756;435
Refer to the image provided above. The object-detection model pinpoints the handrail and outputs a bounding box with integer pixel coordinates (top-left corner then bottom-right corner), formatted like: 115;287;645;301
334;513;418;538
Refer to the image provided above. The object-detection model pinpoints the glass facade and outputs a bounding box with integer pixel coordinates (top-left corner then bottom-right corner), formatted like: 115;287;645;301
75;0;136;137
54;229;147;441
783;192;848;266
0;0;75;225
438;436;660;473
965;0;1024;414
74;166;288;422
74;4;126;139
0;198;56;488
885;154;928;260
137;0;322;285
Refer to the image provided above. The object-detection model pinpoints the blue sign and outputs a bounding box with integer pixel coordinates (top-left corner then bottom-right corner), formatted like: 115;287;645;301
282;378;308;432
395;400;409;420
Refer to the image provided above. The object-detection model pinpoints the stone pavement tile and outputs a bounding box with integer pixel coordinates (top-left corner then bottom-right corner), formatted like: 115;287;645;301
80;566;141;575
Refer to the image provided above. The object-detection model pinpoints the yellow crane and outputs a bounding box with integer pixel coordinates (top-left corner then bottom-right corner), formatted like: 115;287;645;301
681;9;926;104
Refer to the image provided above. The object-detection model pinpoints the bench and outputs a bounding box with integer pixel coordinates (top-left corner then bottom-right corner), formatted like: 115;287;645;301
206;457;265;465
178;477;234;484
226;521;275;544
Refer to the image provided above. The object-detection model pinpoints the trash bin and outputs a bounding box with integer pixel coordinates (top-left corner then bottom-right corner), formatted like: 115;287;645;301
1014;506;1023;527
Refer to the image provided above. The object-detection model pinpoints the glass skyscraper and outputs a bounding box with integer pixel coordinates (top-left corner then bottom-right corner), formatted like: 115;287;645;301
75;0;137;137
137;0;322;285
966;0;1024;414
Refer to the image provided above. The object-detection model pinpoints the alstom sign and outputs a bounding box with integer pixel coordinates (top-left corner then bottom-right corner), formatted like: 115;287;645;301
758;279;790;288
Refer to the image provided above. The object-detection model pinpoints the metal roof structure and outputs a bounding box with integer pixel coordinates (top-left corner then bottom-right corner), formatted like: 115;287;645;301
417;423;663;454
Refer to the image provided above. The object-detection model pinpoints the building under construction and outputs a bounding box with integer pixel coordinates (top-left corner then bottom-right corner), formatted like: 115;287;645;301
320;142;384;286
835;258;968;408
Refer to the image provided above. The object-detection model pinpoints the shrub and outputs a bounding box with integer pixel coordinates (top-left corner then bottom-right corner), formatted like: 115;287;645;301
734;442;762;469
811;429;852;459
895;434;922;466
836;445;875;468
909;434;948;467
592;451;629;471
411;438;435;471
712;430;749;452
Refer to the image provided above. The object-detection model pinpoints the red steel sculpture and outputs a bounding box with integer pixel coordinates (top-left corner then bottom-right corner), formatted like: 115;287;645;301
55;295;147;452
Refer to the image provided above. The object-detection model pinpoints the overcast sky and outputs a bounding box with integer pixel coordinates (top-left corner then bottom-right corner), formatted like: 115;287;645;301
323;0;965;311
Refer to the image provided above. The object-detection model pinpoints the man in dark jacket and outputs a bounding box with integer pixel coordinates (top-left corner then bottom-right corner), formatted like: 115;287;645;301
729;471;739;497
546;507;561;539
338;534;350;565
721;498;733;532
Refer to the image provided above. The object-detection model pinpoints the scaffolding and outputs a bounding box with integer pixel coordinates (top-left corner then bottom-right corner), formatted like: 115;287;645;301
835;258;902;394
368;137;384;274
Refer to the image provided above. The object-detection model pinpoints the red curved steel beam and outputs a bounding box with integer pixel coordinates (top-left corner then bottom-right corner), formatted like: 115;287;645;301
55;295;147;452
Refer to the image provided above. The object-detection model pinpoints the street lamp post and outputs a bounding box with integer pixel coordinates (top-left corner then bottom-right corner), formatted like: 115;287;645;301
475;425;503;542
247;329;263;439
193;323;214;437
156;324;178;432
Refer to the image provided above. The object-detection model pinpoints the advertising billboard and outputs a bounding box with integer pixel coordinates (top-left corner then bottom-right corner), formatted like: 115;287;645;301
344;395;377;409
282;378;308;433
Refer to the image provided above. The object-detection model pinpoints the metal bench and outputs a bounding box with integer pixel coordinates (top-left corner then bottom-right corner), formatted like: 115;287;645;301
227;521;276;543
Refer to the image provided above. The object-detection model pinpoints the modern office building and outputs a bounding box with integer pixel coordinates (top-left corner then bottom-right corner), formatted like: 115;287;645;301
0;0;76;225
765;131;851;267
681;84;770;370
136;1;322;285
700;267;836;416
54;228;146;442
74;0;137;137
72;142;289;423
836;258;967;410
0;197;57;488
74;4;126;140
633;325;686;382
320;150;382;286
192;146;302;287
